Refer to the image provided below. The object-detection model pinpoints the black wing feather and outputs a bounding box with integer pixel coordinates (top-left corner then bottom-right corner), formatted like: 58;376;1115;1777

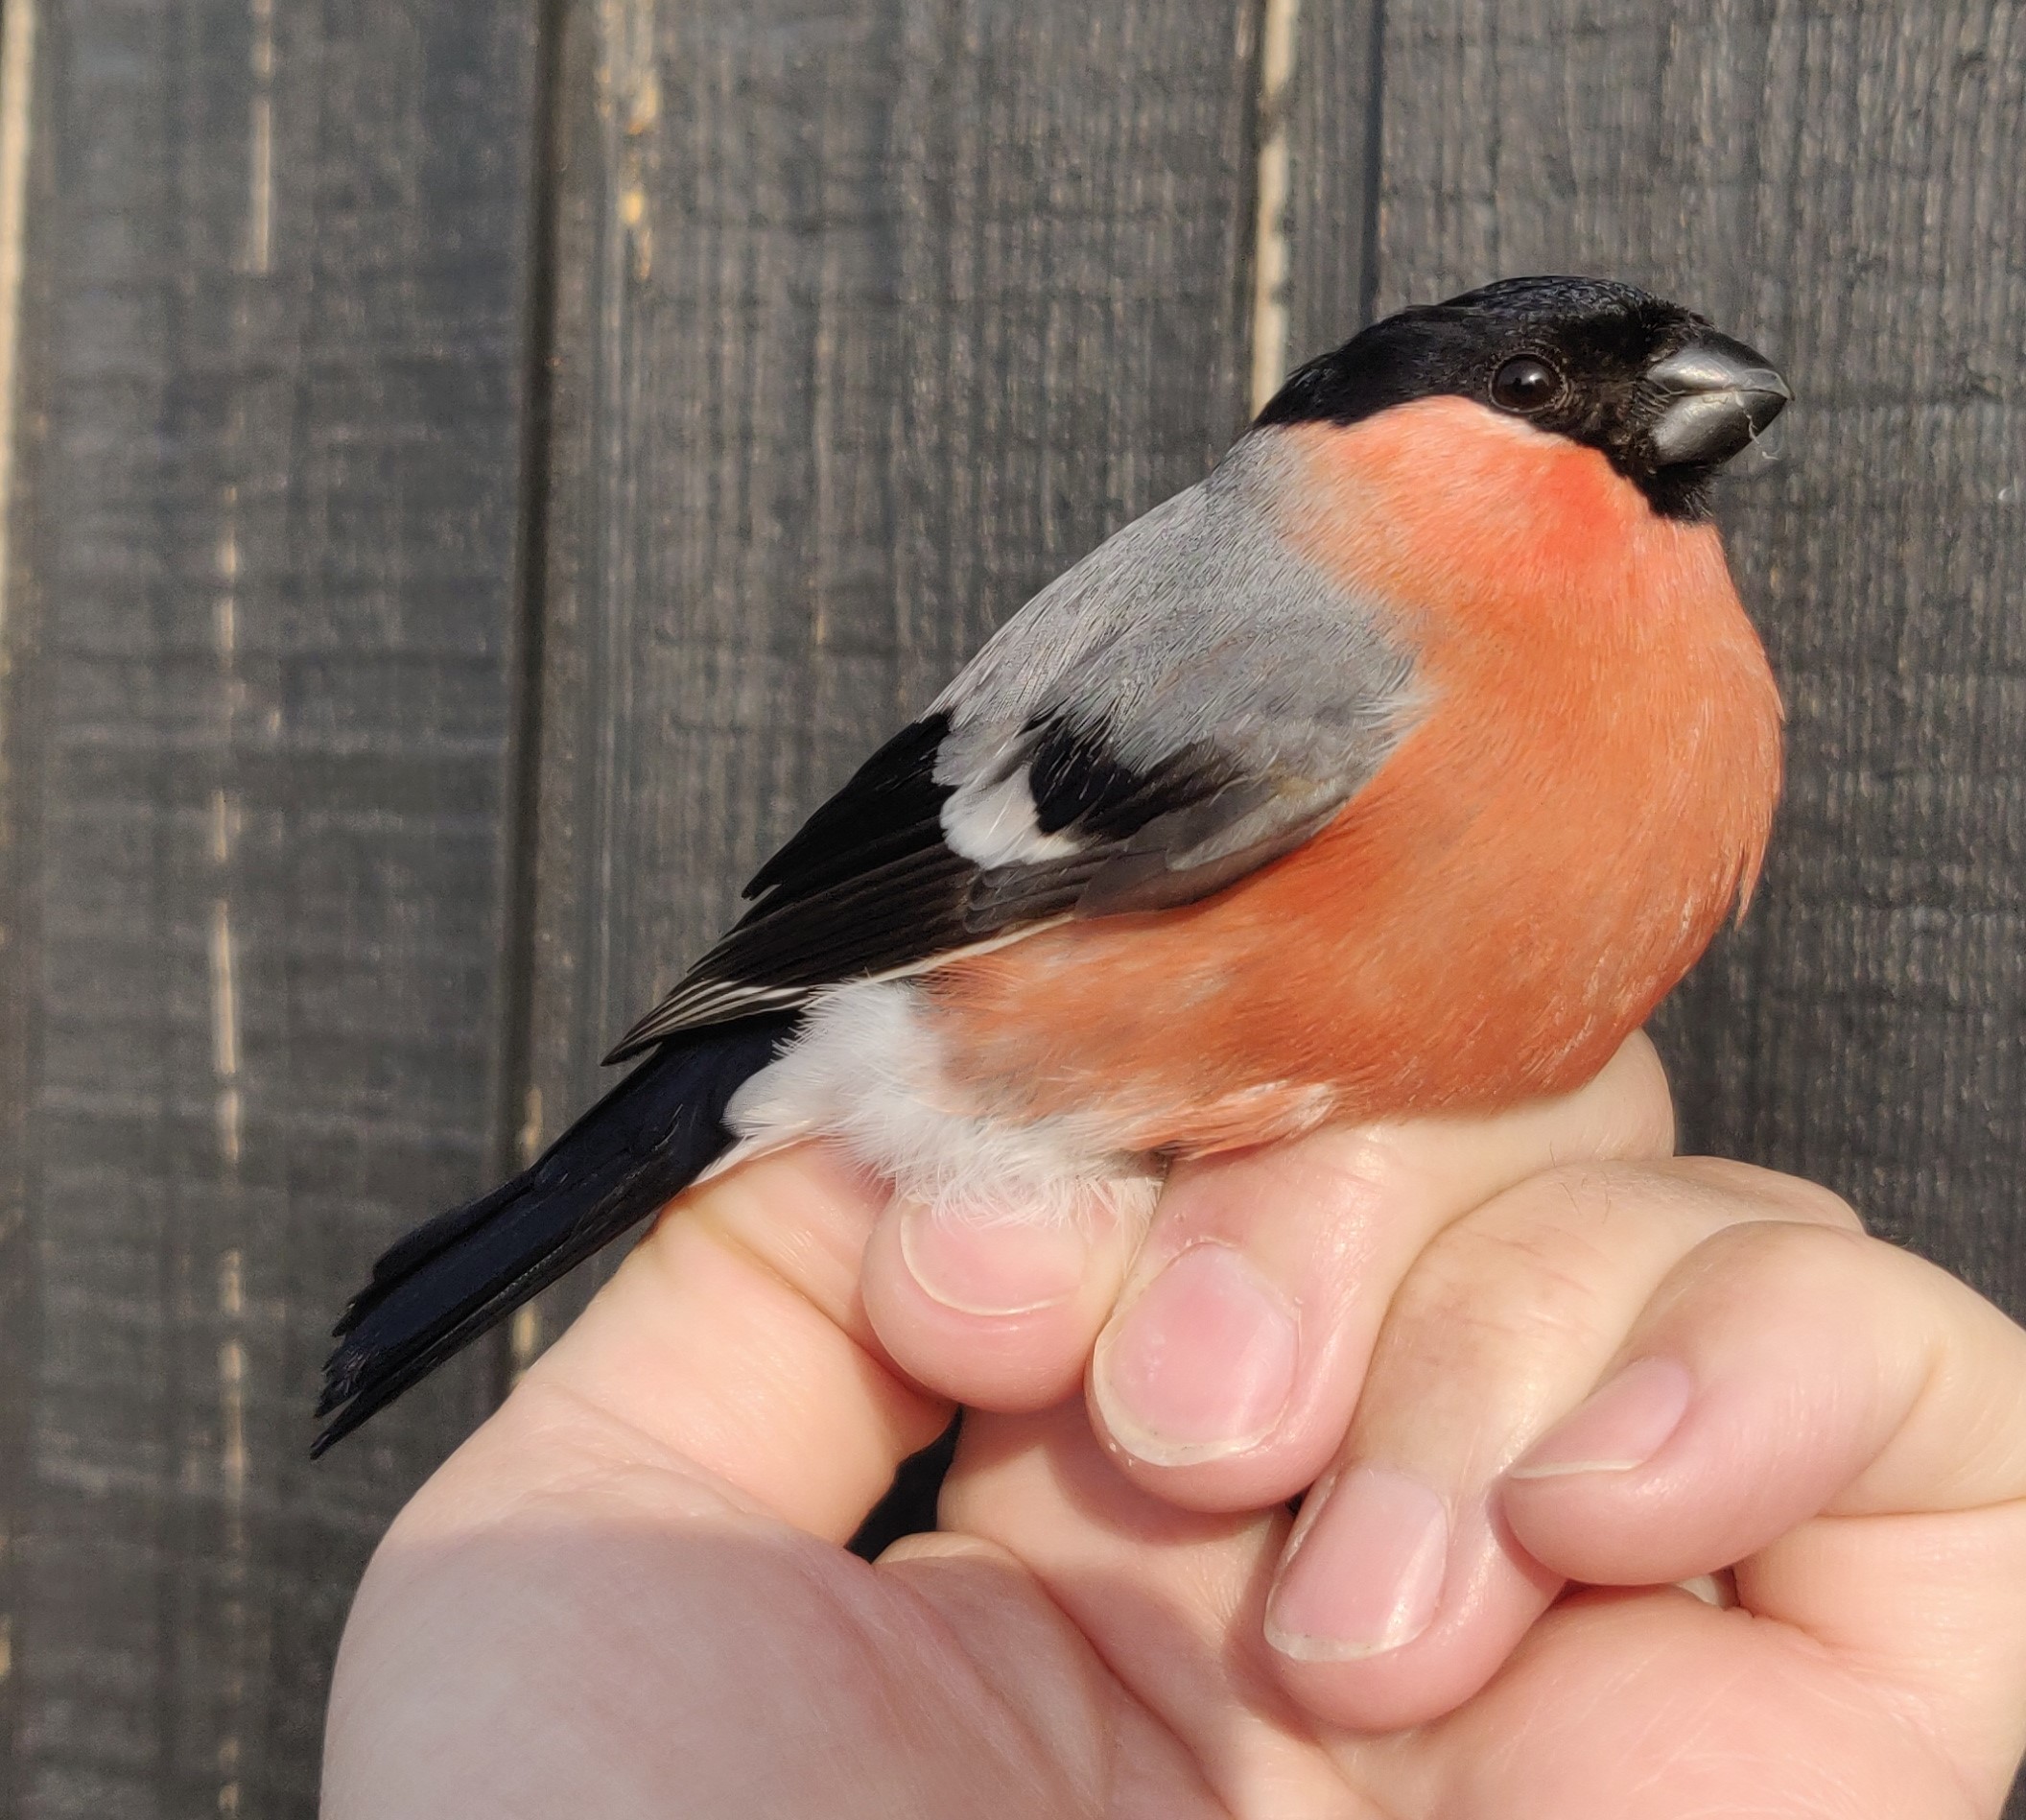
742;715;954;902
1025;717;1246;841
603;701;1329;1063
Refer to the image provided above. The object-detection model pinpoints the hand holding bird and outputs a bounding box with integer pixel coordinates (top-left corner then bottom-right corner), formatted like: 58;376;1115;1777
322;1044;2026;1818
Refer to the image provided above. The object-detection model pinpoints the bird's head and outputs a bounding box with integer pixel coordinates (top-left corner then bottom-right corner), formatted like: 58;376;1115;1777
1254;275;1791;521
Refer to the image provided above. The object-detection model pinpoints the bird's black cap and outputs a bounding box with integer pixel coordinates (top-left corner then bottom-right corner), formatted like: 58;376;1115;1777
1254;275;1791;521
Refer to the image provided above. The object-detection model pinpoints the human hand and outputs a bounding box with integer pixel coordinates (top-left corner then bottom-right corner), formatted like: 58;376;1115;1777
323;1037;2026;1817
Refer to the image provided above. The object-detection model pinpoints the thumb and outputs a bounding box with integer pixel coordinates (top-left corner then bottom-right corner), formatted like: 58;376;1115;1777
440;1144;952;1544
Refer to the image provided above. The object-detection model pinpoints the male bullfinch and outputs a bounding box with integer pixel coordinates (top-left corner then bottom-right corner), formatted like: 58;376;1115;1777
316;274;1790;1454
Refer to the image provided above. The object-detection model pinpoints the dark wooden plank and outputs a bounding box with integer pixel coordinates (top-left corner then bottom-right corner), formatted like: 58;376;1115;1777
1336;12;2026;1800
1358;0;2026;1310
0;0;547;1811
524;0;1260;1349
0;2;42;1806
1277;0;1384;382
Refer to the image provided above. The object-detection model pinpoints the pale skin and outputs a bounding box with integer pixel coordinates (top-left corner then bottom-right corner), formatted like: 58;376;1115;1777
324;1035;2026;1818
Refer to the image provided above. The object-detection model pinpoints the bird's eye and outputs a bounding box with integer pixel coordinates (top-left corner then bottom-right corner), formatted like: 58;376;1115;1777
1490;355;1564;414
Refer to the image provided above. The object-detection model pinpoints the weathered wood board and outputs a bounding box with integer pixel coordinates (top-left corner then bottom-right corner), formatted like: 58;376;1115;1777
1364;0;2026;1318
524;0;1261;1343
1332;12;2025;1807
0;1;545;1811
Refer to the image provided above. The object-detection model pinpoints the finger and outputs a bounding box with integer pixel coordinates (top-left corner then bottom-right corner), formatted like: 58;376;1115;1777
1087;1031;1676;1509
859;1179;1157;1410
1259;1156;1855;1731
424;1143;951;1546
1500;1203;2026;1567
935;1402;1983;1820
1497;1200;2026;1801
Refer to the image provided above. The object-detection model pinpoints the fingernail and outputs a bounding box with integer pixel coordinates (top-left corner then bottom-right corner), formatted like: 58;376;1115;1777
1092;1242;1298;1465
1265;1465;1449;1660
898;1200;1087;1316
1508;1357;1693;1479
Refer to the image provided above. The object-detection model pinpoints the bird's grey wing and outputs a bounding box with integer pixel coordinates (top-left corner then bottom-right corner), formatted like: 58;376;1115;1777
604;434;1422;1061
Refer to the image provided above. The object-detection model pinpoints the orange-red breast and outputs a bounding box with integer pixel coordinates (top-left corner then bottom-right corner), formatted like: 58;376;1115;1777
318;275;1788;1453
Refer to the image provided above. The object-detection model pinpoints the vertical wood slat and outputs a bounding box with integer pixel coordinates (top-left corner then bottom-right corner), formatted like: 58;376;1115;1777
0;1;547;1811
0;0;45;1805
525;0;1262;1345
1355;0;2026;1318
1280;0;1385;373
1346;19;2023;1802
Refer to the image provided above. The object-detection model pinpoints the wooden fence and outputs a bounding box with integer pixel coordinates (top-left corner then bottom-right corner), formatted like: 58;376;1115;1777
0;0;2019;1811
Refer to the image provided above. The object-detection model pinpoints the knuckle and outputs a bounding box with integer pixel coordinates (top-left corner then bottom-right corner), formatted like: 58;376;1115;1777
1260;1124;1423;1222
1383;1166;1634;1357
1668;1213;1871;1309
1670;1156;1866;1233
1755;1174;1865;1233
1720;1211;1870;1268
1160;1124;1425;1262
1491;1158;1657;1252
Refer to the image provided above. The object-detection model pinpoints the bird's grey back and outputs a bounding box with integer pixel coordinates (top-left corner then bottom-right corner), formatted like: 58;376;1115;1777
934;428;1422;810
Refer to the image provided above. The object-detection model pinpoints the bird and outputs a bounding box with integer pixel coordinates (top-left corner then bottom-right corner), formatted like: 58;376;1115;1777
315;274;1790;1455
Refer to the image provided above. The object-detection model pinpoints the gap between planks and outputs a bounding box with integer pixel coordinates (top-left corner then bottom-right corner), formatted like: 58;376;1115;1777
0;0;37;711
1248;0;1301;414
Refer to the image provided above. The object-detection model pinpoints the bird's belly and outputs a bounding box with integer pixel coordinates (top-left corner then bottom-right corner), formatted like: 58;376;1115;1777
728;648;1775;1198
920;718;1765;1154
721;976;1165;1223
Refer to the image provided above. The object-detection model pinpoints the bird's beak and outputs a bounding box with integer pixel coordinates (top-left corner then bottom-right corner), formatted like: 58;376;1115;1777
1644;332;1792;468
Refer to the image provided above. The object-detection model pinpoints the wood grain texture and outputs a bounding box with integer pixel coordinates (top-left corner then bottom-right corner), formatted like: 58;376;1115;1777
1359;0;2026;1322
1281;0;1384;369
0;1;544;1811
526;0;1259;1343
1352;20;2025;1801
0;0;41;1798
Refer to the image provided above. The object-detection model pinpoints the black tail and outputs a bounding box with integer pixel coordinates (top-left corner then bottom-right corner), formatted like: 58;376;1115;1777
314;1014;794;1455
